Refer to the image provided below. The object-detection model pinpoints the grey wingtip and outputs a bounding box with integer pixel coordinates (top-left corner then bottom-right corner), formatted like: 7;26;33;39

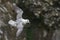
13;3;16;6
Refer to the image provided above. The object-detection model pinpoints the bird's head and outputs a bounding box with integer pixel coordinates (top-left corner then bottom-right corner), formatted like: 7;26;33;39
25;19;30;24
22;19;30;25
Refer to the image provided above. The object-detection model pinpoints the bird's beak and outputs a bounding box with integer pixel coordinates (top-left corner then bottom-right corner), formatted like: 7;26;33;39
29;21;30;24
27;21;30;24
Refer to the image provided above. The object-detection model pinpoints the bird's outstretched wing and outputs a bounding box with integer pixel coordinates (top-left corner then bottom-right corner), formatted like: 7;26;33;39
16;23;23;37
13;3;23;19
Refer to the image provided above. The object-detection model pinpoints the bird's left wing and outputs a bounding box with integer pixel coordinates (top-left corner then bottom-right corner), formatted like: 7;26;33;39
13;3;23;19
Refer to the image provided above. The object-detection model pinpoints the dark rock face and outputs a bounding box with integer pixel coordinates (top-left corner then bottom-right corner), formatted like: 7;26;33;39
52;30;60;40
17;0;60;40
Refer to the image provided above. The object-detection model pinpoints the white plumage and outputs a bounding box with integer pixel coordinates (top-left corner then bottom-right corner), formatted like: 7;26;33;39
0;29;3;34
8;20;17;27
8;3;30;37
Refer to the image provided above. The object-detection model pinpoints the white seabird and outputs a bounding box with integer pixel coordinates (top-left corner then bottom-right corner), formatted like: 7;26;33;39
8;3;30;37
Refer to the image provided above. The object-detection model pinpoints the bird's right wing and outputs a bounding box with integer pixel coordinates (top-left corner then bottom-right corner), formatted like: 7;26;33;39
16;23;23;37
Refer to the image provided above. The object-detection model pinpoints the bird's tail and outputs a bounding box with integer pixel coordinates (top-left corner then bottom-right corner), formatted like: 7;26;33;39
8;20;17;27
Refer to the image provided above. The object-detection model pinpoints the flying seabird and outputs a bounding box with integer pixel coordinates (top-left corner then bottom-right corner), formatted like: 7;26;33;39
8;3;30;37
